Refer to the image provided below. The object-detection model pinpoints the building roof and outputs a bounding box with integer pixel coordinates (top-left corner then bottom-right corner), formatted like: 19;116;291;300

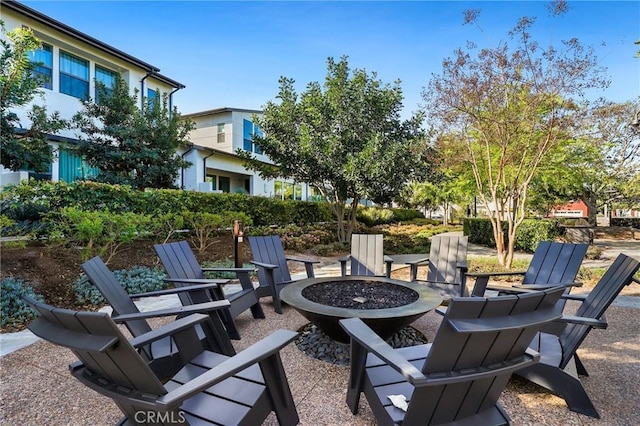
182;107;262;118
2;0;185;89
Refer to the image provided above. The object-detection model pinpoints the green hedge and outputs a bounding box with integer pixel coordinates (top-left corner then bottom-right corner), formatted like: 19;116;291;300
611;218;640;229
0;180;334;227
356;206;424;227
463;218;560;252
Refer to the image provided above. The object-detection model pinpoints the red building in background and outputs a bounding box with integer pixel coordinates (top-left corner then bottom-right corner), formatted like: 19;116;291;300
549;200;589;218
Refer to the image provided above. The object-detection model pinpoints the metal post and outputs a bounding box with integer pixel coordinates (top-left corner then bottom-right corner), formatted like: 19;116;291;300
233;220;244;268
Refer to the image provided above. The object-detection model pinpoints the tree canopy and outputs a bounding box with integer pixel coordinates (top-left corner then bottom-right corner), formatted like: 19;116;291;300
239;56;435;241
72;75;194;190
423;2;609;267
0;23;66;172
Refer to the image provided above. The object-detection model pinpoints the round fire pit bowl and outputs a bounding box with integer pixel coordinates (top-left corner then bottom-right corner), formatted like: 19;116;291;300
280;276;442;343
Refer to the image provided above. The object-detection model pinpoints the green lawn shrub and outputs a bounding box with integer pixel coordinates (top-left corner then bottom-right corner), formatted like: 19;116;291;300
74;266;166;306
0;277;43;328
463;218;560;252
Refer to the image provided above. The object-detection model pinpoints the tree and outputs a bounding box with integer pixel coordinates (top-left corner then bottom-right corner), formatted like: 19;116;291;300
0;23;67;172
423;2;609;267
72;75;194;189
531;99;640;223
238;56;435;242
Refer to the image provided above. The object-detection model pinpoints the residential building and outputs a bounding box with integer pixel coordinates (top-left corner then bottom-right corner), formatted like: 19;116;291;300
0;1;185;183
180;107;317;200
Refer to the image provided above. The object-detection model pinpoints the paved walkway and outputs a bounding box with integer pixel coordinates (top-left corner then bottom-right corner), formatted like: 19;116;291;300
2;238;638;357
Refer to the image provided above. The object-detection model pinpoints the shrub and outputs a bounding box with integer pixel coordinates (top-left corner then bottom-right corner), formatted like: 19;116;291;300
200;259;256;279
74;266;167;306
463;218;560;252
0;277;43;328
44;207;152;262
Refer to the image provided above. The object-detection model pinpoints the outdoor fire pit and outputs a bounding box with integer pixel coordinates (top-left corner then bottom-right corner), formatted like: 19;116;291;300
280;276;442;343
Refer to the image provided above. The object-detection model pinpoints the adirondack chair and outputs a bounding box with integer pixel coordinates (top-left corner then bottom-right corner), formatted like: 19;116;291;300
339;286;565;425
410;235;469;299
248;235;320;314
25;297;300;426
340;234;393;277
154;241;265;340
81;256;236;378
514;253;640;418
467;241;588;298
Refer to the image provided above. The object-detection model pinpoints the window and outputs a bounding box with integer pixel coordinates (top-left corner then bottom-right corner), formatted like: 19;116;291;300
218;176;231;193
58;149;99;182
60;51;89;99
243;119;264;153
29;43;52;89
274;181;302;200
95;65;117;101
147;88;158;107
217;123;225;143
205;174;217;190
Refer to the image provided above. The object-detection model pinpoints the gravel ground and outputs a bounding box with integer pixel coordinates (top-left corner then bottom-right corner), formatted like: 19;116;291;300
1;290;638;425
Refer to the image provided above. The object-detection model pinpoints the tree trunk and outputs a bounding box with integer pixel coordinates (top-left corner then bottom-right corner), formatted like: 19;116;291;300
581;191;598;227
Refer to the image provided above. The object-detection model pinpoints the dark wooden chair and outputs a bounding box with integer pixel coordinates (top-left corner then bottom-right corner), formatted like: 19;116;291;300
25;297;300;426
81;256;236;378
340;234;393;277
248;235;319;314
467;241;588;297
154;241;265;340
411;235;468;299
339;286;566;425
514;253;640;418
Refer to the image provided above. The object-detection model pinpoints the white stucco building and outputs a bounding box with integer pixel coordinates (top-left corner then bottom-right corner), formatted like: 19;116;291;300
179;108;317;199
1;1;185;183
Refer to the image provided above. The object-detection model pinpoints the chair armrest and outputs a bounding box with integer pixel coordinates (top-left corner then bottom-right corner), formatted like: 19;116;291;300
157;329;298;409
406;257;429;266
456;261;468;273
201;267;256;273
129;313;209;348
560;293;587;301
133;282;222;299
511;281;582;290
285;256;320;265
111;299;230;323
250;260;278;270
557;315;608;329
339;318;427;385
286;256;319;278
466;270;527;278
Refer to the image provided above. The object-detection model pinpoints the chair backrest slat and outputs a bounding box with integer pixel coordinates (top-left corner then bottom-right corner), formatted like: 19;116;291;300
248;235;292;284
426;235;468;284
405;286;564;424
27;299;166;396
523;242;588;285
81;257;152;338
350;234;385;276
155;241;213;305
559;254;640;368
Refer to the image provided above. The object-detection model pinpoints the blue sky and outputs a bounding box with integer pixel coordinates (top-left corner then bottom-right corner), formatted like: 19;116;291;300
22;1;640;118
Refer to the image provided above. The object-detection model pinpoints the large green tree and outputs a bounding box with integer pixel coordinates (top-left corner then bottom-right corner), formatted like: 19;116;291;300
531;99;640;222
72;75;193;189
423;2;609;267
0;23;67;172
238;56;435;241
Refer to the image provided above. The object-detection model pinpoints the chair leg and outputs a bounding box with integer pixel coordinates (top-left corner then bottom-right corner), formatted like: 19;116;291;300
517;363;600;418
250;302;265;319
574;353;589;376
346;340;367;414
260;353;299;426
